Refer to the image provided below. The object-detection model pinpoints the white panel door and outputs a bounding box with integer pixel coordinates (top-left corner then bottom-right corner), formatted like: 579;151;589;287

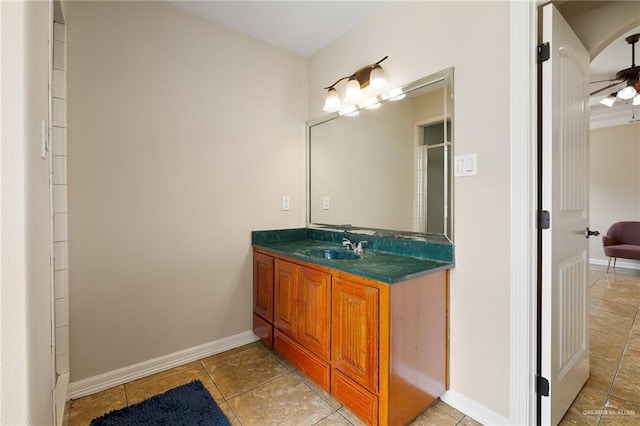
541;4;590;425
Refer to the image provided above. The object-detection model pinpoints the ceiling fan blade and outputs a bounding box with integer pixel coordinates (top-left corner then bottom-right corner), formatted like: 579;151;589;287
590;77;623;84
590;81;624;96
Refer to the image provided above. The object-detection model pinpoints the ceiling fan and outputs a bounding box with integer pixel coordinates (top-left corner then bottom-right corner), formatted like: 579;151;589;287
591;33;640;107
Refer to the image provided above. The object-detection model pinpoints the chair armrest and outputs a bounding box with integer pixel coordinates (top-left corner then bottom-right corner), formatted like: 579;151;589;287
603;235;618;247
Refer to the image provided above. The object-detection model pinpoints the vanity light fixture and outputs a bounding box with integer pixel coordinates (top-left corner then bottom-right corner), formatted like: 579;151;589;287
323;56;389;112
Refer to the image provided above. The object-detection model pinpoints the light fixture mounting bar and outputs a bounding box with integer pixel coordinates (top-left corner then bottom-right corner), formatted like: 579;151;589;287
323;56;389;90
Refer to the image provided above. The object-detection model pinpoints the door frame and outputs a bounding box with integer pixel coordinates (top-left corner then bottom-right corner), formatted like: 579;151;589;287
509;1;538;425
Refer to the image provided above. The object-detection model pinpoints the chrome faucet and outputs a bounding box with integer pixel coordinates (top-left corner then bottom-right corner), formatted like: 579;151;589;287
342;238;367;254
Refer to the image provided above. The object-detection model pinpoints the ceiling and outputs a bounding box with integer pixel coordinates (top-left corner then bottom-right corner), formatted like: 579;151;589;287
166;1;637;128
167;1;386;57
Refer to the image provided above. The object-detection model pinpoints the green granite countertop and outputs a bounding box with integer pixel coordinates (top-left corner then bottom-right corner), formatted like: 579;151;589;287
252;228;454;284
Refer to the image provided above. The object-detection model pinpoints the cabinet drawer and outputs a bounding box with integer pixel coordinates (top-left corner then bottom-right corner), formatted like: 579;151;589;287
274;330;330;392
253;313;273;348
332;369;378;426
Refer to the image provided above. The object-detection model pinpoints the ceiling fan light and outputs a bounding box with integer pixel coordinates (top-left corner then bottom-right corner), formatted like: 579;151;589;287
599;94;616;107
323;87;340;112
344;77;362;103
633;94;640;106
369;65;386;89
617;85;637;100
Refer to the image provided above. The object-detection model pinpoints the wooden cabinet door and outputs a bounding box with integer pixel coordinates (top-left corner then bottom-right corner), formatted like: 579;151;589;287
332;277;379;393
298;267;331;361
253;252;274;322
274;260;298;339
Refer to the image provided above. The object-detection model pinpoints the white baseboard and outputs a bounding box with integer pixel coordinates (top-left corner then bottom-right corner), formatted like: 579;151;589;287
590;258;640;271
68;330;259;400
440;390;510;425
53;372;70;426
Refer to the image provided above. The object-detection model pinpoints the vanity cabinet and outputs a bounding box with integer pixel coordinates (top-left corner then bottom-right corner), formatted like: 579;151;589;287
252;248;448;426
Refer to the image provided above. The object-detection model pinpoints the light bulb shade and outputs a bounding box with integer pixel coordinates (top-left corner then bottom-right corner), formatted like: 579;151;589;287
617;84;637;100
323;88;340;112
633;94;640;106
369;65;386;89
344;77;362;103
599;94;616;107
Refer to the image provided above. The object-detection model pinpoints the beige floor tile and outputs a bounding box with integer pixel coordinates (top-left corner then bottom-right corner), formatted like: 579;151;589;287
430;399;464;421
68;386;126;426
291;367;341;410
338;406;367;426
125;361;202;390
125;364;223;405
590;340;623;369
590;291;638;319
599;396;640;426
314;412;353;425
408;404;459;426
202;342;289;399
611;349;640;404
586;361;618;392
590;269;606;287
217;401;242;426
590;308;634;347
627;320;640;352
459;415;484;426
560;385;607;425
228;373;334;426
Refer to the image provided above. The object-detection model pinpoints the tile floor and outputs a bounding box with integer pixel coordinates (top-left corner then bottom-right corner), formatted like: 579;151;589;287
64;266;640;426
64;343;480;426
559;266;640;426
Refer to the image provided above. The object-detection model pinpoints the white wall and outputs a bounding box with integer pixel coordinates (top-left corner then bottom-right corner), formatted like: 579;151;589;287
309;1;512;418
590;122;640;265
0;1;54;424
66;1;307;382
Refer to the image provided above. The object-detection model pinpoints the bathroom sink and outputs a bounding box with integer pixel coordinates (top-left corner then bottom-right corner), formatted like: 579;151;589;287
305;248;362;260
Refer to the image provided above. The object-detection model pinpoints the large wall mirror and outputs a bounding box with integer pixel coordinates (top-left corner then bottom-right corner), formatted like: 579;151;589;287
307;67;454;241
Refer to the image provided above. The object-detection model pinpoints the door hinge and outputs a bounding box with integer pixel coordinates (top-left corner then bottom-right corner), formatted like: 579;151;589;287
536;375;550;397
538;42;550;63
538;210;551;230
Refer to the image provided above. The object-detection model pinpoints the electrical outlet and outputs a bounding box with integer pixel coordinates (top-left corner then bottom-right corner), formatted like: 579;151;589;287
323;196;330;210
281;195;290;211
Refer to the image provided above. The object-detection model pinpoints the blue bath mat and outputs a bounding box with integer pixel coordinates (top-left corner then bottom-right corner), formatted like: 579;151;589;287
90;380;230;426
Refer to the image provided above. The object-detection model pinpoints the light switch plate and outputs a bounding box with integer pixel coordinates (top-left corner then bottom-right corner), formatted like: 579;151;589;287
281;196;290;211
322;196;330;210
454;153;477;177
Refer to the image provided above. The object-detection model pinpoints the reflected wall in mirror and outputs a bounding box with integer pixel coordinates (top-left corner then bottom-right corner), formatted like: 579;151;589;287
308;67;454;240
